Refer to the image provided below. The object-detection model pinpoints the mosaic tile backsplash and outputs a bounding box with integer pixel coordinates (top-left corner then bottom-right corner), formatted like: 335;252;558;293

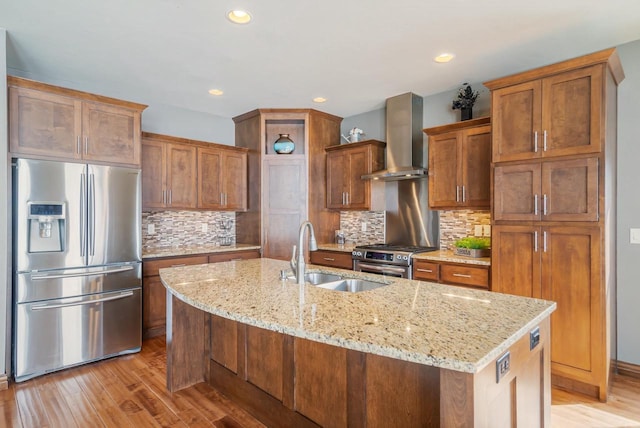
142;210;236;249
339;211;386;245
439;210;491;250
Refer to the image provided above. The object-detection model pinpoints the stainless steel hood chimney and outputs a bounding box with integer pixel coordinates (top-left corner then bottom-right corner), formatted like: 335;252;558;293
361;92;426;181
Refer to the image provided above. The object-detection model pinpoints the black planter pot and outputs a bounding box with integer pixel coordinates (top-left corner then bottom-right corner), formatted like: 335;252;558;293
461;107;473;121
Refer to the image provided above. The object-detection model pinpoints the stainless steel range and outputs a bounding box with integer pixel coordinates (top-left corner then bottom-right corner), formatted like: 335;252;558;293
352;244;437;279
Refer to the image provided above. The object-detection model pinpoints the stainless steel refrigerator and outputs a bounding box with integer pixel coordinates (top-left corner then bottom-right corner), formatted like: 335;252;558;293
12;158;142;382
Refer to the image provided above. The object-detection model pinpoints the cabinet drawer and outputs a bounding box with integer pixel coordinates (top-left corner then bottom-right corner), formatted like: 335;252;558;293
310;250;353;270
412;261;440;281
440;264;489;289
142;255;208;277
209;250;260;263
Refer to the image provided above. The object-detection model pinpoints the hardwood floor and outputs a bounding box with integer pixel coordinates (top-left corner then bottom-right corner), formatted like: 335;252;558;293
0;336;638;427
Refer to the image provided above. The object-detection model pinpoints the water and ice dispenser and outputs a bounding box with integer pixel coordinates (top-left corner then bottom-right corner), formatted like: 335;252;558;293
27;202;66;253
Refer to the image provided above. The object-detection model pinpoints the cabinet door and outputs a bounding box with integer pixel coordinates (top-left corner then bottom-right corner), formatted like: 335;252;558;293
461;126;491;208
166;144;198;209
82;101;141;166
326;151;348;209
428;133;460;208
345;147;370;209
542;65;602;157
142;276;167;339
222;150;248;211
493;163;542;221
141;140;167;209
9;86;83;160
541;227;601;382
491;225;541;298
492;80;542;162
541;157;599;221
197;147;224;209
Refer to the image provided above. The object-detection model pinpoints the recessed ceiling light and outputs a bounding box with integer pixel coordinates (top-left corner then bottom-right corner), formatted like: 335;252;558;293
434;53;455;63
313;97;327;103
227;10;252;24
208;89;224;96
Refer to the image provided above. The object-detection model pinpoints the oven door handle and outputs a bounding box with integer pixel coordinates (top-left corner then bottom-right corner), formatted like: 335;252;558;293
356;262;407;275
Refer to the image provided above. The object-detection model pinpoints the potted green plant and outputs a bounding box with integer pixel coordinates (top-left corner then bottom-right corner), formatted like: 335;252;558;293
451;83;479;121
454;236;491;258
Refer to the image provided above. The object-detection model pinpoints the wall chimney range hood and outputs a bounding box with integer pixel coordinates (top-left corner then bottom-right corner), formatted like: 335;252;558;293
361;92;427;181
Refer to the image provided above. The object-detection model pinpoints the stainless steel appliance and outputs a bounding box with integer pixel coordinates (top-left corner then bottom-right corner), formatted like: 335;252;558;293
361;92;439;248
12;158;142;382
352;244;437;279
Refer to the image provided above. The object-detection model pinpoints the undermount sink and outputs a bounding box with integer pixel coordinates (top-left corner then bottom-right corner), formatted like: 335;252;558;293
288;272;388;292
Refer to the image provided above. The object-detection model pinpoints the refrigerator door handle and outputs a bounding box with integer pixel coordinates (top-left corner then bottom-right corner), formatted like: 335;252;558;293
30;265;135;280
30;291;135;311
89;173;96;256
80;171;86;257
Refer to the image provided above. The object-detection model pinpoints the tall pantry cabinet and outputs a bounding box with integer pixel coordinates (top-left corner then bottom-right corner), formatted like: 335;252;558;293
233;109;342;260
485;48;624;401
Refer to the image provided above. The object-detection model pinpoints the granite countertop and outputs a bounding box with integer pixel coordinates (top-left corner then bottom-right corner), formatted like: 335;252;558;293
413;250;491;266
317;243;356;253
143;243;261;259
160;258;554;374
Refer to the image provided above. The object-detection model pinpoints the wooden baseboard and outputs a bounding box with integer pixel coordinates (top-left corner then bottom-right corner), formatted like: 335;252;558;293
0;374;8;391
612;360;640;379
552;374;600;399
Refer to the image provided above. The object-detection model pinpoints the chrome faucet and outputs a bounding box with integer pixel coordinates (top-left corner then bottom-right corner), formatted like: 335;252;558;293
290;221;318;285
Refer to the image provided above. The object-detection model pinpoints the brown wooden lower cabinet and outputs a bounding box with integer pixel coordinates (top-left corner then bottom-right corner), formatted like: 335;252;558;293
167;301;551;427
309;249;353;269
413;259;490;289
142;250;259;339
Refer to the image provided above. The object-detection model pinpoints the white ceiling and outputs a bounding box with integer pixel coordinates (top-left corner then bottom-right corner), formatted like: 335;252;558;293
2;0;640;119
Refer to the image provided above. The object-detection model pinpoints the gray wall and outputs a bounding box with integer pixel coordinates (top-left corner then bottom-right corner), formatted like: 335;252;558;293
1;28;9;377
616;39;640;365
142;103;234;145
341;46;640;365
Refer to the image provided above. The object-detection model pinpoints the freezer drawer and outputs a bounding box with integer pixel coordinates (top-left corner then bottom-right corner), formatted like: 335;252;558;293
14;288;141;382
15;262;141;303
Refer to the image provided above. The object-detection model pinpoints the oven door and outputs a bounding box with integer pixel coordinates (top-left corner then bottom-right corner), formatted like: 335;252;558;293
353;260;409;278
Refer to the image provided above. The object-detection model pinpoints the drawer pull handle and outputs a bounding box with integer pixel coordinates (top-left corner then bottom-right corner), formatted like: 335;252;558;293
452;273;472;278
170;263;186;267
323;257;336;261
416;268;433;273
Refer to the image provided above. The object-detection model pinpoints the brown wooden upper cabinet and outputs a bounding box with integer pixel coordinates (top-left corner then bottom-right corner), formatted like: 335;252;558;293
424;117;491;210
8;76;146;167
197;146;247;211
142;133;247;211
325;140;385;210
490;65;603;163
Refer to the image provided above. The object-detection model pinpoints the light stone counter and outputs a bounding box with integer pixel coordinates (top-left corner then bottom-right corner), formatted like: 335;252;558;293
160;258;554;374
143;243;261;259
316;243;355;252
413;249;491;266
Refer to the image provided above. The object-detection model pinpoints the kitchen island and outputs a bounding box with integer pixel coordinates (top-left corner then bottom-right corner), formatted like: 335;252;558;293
160;258;556;427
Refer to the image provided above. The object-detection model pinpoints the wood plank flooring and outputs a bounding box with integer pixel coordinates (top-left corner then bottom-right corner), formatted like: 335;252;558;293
0;336;638;427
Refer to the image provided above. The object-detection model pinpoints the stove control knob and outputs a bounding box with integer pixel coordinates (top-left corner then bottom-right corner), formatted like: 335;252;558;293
396;255;402;260
352;251;356;256
403;255;409;261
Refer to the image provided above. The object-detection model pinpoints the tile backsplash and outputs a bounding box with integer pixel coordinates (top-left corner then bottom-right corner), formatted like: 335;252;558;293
439;210;491;250
339;211;385;245
142;210;236;249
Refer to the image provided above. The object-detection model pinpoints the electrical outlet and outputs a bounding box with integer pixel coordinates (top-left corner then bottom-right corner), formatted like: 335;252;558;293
201;223;208;233
147;224;155;235
530;327;541;350
361;222;367;232
483;225;491;237
474;225;483;237
496;351;511;383
631;228;640;244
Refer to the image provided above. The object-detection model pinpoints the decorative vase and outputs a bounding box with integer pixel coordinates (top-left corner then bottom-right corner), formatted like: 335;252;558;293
273;134;295;154
461;107;473;121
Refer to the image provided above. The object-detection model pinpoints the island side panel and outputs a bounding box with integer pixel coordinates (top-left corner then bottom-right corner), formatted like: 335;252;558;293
166;292;210;392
